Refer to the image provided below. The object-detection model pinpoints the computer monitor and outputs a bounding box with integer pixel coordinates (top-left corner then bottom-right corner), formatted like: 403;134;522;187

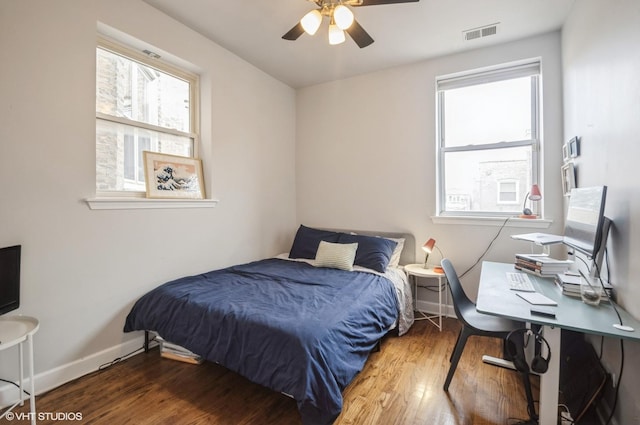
0;245;21;316
563;186;608;259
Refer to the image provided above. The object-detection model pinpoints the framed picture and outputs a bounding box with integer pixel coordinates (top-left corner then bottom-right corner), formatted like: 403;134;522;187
569;136;580;158
143;151;205;199
561;163;576;196
562;143;570;163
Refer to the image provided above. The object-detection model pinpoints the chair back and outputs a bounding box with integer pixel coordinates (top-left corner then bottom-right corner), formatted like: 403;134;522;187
441;258;477;328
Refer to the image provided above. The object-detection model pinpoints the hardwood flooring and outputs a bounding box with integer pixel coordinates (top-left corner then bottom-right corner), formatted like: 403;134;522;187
9;318;539;425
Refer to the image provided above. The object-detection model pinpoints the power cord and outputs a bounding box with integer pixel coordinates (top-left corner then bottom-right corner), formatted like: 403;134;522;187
574;252;625;425
558;404;575;424
98;336;158;371
0;378;30;397
459;216;512;279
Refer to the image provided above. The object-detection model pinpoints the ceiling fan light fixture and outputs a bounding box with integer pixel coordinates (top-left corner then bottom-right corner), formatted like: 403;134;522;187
333;5;354;30
300;9;322;35
328;23;346;45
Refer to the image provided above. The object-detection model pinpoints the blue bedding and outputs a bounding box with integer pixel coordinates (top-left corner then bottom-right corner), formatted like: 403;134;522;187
124;258;399;424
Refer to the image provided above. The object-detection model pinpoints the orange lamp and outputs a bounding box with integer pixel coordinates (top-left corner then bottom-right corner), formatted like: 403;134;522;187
422;238;443;273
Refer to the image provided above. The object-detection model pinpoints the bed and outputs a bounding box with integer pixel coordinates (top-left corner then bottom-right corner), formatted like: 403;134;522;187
124;225;415;424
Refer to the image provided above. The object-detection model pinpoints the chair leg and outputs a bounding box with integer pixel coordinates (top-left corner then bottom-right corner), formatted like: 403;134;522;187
450;329;462;363
444;327;471;391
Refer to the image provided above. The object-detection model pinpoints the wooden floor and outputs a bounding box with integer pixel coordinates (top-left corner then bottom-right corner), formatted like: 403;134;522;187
10;318;539;425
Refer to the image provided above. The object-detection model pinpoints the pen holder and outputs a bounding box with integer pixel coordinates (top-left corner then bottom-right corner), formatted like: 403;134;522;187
580;277;602;306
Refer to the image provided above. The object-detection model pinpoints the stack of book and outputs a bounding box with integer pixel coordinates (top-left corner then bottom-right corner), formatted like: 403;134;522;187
514;254;573;276
157;336;203;364
555;273;613;300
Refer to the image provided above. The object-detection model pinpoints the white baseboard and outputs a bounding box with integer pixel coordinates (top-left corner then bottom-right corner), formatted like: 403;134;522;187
0;335;146;408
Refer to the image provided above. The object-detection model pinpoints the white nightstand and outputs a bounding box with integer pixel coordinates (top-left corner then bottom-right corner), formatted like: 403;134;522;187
0;315;39;425
404;264;448;331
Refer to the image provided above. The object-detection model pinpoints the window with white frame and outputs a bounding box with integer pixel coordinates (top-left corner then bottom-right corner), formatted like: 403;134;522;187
436;60;540;216
497;180;519;204
96;37;199;195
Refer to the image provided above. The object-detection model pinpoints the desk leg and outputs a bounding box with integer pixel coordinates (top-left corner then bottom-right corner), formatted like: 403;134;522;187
538;326;560;425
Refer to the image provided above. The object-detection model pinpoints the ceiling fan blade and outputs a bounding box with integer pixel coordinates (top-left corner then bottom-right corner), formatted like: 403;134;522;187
355;0;419;6
346;20;374;48
282;22;305;41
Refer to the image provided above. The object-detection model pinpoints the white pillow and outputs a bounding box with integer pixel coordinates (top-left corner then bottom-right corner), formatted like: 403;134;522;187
314;241;358;271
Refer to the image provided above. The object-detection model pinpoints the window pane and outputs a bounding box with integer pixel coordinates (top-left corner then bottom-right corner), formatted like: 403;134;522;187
96;119;193;192
96;48;191;133
443;146;532;213
498;181;518;203
443;77;532;147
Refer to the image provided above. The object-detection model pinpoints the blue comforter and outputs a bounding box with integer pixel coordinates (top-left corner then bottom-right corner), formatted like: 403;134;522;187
124;258;398;424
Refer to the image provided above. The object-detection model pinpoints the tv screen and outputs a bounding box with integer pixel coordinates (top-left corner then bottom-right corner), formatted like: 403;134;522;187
0;245;21;315
563;186;607;258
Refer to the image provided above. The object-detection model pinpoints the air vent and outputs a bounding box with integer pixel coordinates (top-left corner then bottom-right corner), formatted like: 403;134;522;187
463;23;499;41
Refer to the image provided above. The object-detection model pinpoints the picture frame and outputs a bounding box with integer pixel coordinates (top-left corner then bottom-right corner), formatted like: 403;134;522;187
561;162;576;197
562;143;570;163
143;151;205;199
569;136;580;158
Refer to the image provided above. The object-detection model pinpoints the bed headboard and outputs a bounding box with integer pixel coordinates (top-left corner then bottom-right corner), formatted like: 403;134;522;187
327;228;416;266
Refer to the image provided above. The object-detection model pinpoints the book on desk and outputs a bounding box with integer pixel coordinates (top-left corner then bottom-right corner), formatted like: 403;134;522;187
514;253;572;276
554;272;613;301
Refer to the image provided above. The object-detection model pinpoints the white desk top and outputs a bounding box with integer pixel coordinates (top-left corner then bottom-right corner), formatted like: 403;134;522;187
0;315;40;350
477;261;640;341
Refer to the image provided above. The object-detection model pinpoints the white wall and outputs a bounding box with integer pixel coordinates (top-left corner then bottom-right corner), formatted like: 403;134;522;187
0;0;296;395
562;1;640;422
296;32;565;300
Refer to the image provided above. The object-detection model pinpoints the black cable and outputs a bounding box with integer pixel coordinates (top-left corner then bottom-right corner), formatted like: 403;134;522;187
421;283;448;292
0;378;30;396
604;339;624;425
574;251;626;424
98;336;157;371
459;216;511;279
575;254;624;326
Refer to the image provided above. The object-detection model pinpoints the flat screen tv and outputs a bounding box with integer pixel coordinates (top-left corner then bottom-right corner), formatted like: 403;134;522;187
563;186;608;258
0;245;21;315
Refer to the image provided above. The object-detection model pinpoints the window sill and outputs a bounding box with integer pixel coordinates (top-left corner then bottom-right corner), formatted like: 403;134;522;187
85;197;220;210
431;215;552;228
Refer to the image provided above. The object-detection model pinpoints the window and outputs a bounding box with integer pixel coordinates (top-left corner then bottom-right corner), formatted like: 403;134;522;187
497;180;519;204
436;61;540;216
96;37;199;194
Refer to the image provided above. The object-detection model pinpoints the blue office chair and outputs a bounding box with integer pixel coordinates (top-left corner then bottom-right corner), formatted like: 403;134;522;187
441;258;525;391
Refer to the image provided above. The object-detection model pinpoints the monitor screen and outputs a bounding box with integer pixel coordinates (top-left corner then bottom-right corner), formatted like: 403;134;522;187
0;245;21;315
563;186;607;258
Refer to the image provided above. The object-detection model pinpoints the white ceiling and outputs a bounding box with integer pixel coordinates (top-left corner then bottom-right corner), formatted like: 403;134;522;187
143;0;575;89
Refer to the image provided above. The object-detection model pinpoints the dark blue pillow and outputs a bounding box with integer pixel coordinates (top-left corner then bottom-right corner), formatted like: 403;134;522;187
289;225;340;260
337;233;397;273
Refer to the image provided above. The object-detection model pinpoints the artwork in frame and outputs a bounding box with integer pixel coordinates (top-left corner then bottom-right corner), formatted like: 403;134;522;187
569;136;580;158
143;151;205;199
561;162;576;197
562;143;570;163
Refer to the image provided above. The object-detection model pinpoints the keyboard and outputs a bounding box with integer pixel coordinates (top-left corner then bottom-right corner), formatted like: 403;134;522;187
506;272;536;292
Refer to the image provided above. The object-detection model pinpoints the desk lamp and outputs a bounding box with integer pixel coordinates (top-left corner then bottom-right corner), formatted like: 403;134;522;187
422;238;443;273
520;184;542;218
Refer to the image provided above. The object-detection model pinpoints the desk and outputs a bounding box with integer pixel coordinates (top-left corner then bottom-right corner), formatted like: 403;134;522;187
477;262;640;425
0;315;39;425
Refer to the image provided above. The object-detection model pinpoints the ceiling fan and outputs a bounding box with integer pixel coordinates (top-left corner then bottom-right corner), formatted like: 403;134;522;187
282;0;420;48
